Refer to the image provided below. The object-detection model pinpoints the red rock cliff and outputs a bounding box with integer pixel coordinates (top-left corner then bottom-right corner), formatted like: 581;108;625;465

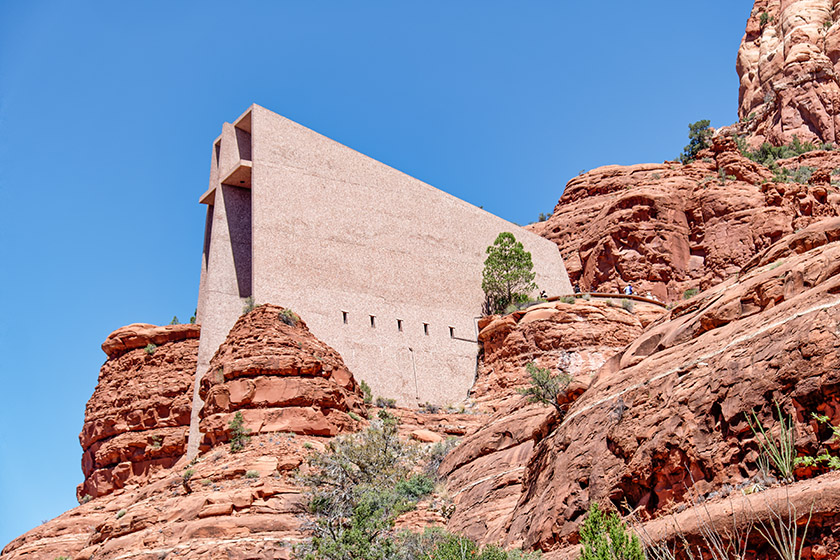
737;0;840;146
198;304;366;448
78;323;199;500
528;138;840;301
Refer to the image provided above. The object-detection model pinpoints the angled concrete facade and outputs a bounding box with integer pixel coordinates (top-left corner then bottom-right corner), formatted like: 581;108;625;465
187;104;571;454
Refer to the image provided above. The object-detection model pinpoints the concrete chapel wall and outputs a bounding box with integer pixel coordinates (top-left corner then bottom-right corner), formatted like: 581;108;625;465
188;104;571;455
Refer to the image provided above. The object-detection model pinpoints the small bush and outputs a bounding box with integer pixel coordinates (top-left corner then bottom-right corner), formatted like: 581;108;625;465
683;288;699;299
375;396;396;409
79;494;92;504
183;468;195;481
760;11;770;26
736;135;819;168
560;295;576;304
144;343;157;355
425;437;459;479
396;529;539;560
349;411;362;422
420;402;441;414
620;299;635;313
304;442;314;450
425;533;479;560
297;410;412;560
244;470;259;479
794;413;840;471
116;509;127;519
150;435;162;449
278;308;300;326
360;380;373;404
395;474;435;501
242;296;256;315
579;503;644;560
228;411;251;453
517;362;572;416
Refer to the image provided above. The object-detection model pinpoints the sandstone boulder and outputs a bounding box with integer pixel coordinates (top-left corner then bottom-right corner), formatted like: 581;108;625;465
78;323;199;499
198;305;365;447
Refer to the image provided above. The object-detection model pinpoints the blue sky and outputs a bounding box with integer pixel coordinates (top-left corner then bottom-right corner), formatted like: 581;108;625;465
0;0;753;546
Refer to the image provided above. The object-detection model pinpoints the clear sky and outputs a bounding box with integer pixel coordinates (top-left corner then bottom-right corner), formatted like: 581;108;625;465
0;0;753;546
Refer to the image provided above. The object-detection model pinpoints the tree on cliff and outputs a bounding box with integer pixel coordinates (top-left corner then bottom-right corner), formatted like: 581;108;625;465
481;232;537;315
679;120;713;163
518;362;572;416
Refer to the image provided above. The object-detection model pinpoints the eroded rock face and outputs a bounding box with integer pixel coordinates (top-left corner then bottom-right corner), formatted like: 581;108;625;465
198;305;366;448
439;298;659;545
5;305;478;559
78;323;199;500
507;219;840;551
736;0;840;146
528;138;839;302
473;298;662;411
4;432;318;560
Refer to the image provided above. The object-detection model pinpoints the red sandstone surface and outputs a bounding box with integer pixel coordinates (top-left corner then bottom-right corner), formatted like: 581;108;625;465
78;323;199;500
4;308;473;559
198;305;366;447
470;218;840;555
736;0;840;146
473;298;663;411
528;137;840;302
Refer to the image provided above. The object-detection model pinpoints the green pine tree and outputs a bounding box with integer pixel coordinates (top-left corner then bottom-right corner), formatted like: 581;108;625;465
481;232;537;315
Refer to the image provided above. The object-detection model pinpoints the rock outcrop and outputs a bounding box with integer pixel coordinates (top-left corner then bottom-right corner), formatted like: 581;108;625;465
528;137;839;302
439;298;660;545
198;305;366;448
507;218;840;552
4;307;478;560
473;298;663;411
736;0;840;146
5;430;318;560
78;323;200;500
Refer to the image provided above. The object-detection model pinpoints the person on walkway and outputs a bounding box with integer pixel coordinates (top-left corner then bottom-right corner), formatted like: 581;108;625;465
574;283;581;294
623;284;634;296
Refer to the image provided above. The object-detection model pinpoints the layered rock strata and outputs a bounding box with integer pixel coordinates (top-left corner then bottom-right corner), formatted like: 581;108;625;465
473;298;663;411
507;218;840;551
736;0;840;146
439;299;658;545
198;304;366;448
528;138;840;302
5;432;317;560
4;306;477;559
78;323;199;499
